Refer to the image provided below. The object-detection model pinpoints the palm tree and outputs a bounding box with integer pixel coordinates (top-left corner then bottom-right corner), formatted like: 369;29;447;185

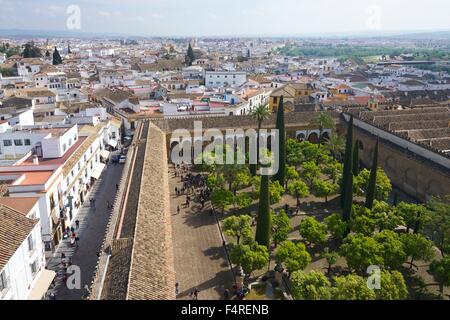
324;133;345;160
249;103;271;172
310;112;336;143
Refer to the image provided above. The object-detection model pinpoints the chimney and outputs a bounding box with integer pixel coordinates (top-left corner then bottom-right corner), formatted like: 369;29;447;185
33;155;39;165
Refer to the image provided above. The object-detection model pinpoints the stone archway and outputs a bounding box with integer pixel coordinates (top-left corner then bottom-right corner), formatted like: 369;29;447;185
321;131;330;141
308;132;319;144
297;133;306;142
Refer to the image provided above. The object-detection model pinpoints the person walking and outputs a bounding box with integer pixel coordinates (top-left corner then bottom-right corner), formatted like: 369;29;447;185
193;288;199;300
75;220;80;229
176;205;180;215
175;283;179;296
107;200;110;209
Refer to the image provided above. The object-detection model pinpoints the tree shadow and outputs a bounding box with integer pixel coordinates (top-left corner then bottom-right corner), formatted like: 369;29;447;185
177;269;234;300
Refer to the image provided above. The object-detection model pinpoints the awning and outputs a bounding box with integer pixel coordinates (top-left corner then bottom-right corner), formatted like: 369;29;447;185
108;140;118;148
91;163;106;180
100;150;110;160
27;269;56;300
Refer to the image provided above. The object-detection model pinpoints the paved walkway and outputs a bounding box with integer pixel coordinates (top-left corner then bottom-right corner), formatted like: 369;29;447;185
46;161;124;300
169;165;234;300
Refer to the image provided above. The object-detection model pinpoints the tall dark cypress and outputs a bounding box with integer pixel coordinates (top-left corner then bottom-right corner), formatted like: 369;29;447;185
53;47;62;65
273;96;286;187
255;174;271;248
365;138;379;209
352;140;360;176
340;115;354;209
342;156;353;222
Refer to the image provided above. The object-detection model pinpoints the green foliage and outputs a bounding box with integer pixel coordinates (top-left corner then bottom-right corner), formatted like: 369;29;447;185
350;206;376;236
365;139;379;209
52;47;62;65
322;247;339;275
371;200;404;231
396;202;427;233
286;139;303;166
290;270;332;300
287;179;309;206
222;215;253;245
324;213;347;241
309;112;336;141
234;193;253;209
269;180;284;204
332;274;376;300
271;210;292;246
210;188;234;213
312;179;338;205
299;217;327;245
374;230;406;269
377;271;408;300
429;257;450;297
274;96;286;187
255;175;271;248
230;242;269;275
22;42;42;58
354;168;392;202
207;174;225;189
275;241;311;275
0;67;14;76
341;233;383;273
324;133;345;160
322;160;343;184
285;166;299;187
401;233;435;269
300;161;321;187
186;43;195;66
425;196;450;256
341;115;353;211
232;171;252;191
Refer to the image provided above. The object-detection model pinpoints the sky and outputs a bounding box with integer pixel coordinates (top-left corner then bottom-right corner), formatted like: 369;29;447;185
1;0;450;37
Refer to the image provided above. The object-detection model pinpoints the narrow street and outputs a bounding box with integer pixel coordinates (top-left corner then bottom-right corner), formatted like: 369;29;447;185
46;159;124;300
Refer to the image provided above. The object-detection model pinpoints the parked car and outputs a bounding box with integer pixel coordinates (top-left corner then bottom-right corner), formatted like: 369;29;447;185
119;155;126;164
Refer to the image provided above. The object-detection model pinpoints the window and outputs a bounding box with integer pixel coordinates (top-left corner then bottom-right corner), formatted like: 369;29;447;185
63;144;67;152
24;139;31;146
14;139;23;146
3;140;12;147
30;260;38;276
44;241;52;252
0;271;9;292
27;235;35;252
74;134;77;141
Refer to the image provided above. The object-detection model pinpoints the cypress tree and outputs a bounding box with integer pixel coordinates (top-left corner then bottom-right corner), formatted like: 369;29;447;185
342;157;353;222
255;174;271;248
365;138;379;209
186;43;195;66
53;47;62;65
273;96;286;187
340;115;354;209
352;140;360;176
393;192;399;206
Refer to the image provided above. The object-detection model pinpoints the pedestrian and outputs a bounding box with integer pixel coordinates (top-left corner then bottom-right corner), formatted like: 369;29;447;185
175;187;178;195
116;184;119;191
107;200;110;209
193;288;199;300
75;235;80;247
70;226;75;233
210;208;214;216
89;198;92;208
175;283;179;296
177;205;180;215
75;220;80;229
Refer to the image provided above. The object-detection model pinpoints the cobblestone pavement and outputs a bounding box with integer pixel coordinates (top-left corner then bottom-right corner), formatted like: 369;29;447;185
169;165;234;300
46;161;124;300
